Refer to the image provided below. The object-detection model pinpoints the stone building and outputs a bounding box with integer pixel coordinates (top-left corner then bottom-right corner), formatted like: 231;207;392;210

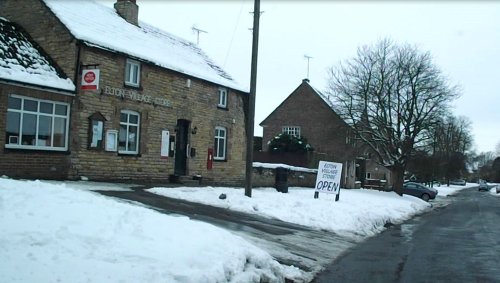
1;0;248;185
259;79;392;189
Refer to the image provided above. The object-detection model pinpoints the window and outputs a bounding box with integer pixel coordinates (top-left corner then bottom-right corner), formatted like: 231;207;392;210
217;87;227;108
366;172;372;179
118;110;140;154
125;59;140;87
282;126;301;138
214;126;227;160
5;95;69;151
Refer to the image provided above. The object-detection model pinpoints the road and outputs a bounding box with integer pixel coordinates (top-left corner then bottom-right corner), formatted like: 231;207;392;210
312;188;500;283
97;187;359;281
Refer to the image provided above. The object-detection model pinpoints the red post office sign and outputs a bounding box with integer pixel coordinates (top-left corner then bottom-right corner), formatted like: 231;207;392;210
81;69;100;90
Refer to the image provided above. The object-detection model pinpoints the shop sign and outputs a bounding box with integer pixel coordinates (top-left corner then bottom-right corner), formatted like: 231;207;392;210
81;69;100;90
315;161;343;195
103;86;171;107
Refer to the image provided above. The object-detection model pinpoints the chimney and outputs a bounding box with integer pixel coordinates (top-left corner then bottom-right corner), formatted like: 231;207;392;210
302;78;310;83
114;0;139;26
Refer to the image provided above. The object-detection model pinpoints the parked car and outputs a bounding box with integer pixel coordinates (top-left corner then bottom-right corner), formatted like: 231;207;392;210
450;179;466;186
402;182;438;201
478;180;490;192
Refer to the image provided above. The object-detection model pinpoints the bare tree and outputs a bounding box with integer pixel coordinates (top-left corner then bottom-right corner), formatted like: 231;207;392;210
326;39;460;195
431;115;473;183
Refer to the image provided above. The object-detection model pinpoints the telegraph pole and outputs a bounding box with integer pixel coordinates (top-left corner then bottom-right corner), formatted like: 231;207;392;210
245;0;260;197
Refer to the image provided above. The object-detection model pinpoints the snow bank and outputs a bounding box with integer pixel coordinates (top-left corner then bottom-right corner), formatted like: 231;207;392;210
0;179;289;283
148;186;431;238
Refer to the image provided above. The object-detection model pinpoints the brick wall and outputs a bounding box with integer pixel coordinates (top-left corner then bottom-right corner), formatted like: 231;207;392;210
261;81;355;163
0;84;74;179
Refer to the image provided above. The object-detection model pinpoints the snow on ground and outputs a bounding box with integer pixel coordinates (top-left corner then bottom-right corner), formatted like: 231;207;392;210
253;162;318;173
0;176;480;283
148;186;431;238
0;178;296;283
489;183;500;196
434;183;476;197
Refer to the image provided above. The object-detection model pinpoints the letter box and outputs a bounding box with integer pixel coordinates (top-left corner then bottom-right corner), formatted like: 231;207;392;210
207;148;213;170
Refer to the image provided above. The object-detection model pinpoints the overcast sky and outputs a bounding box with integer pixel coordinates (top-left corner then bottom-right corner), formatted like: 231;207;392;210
101;0;500;153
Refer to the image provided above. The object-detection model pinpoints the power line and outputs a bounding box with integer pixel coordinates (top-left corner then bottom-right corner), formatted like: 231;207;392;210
224;0;246;67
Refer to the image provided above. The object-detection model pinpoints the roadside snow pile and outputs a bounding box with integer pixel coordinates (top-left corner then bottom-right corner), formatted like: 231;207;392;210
148;187;431;238
0;179;294;283
435;183;477;197
490;184;500;196
253;162;317;173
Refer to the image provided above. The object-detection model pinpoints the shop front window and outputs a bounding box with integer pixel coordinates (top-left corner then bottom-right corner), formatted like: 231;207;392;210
5;95;69;151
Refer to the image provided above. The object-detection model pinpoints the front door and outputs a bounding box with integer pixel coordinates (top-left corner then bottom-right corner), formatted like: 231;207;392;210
174;119;189;176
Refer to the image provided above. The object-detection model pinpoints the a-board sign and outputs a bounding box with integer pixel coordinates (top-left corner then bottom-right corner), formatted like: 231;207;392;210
315;161;343;195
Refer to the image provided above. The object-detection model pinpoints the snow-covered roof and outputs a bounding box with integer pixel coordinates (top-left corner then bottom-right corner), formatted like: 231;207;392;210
42;0;247;92
0;17;75;92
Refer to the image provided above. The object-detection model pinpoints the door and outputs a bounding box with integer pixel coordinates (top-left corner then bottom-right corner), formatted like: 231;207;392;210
174;119;189;175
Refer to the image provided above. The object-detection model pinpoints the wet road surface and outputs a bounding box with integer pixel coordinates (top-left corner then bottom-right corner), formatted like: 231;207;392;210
312;188;500;283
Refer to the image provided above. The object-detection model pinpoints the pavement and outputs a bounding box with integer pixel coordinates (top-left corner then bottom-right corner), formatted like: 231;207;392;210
96;186;359;282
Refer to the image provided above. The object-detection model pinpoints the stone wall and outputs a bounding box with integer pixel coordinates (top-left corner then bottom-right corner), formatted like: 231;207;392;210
69;47;247;185
252;167;317;188
1;0;79;80
0;0;248;186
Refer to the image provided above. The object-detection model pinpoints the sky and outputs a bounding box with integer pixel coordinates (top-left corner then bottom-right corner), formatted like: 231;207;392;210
4;174;480;282
99;1;500;153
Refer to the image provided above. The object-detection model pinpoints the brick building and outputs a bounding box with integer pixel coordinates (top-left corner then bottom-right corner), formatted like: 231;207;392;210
1;0;248;185
0;18;76;179
259;79;392;189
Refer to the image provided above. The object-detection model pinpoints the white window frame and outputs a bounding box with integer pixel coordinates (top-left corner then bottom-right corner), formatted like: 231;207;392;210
282;126;301;138
118;110;140;155
217;87;228;108
125;59;141;87
5;94;70;151
214;126;227;160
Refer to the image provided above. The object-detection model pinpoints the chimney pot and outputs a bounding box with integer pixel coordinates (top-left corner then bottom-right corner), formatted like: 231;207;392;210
114;0;139;26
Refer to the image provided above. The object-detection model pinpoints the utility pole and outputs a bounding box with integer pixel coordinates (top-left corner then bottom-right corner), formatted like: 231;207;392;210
304;54;312;79
191;26;207;45
245;0;260;198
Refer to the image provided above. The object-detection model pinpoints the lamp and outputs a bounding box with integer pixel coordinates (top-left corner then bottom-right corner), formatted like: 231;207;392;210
191;126;198;135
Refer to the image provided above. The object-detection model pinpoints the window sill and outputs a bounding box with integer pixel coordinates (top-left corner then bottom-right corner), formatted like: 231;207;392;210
123;83;142;91
4;146;70;154
217;106;229;111
214;158;227;162
117;152;141;157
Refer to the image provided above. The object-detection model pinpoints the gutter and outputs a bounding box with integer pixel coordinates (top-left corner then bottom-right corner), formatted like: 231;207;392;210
0;78;75;96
